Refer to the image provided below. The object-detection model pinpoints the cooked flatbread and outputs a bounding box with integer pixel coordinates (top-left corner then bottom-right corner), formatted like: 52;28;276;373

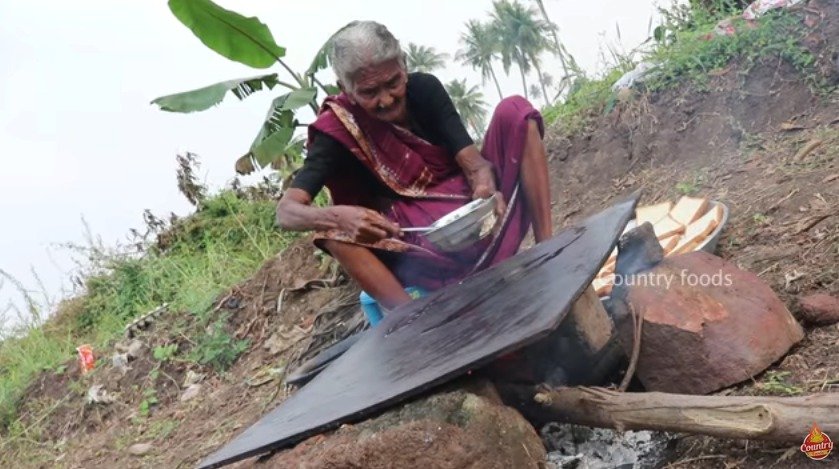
671;205;722;255
670;196;709;225
636;201;673;226
653;215;685;239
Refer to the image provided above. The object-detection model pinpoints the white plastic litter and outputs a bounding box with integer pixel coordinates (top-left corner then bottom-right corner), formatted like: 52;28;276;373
111;352;131;374
612;62;658;91
183;369;206;388
743;0;804;20
179;384;203;402
86;384;117;404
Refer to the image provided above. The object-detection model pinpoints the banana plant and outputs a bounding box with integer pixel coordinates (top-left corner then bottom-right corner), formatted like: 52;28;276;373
152;0;337;176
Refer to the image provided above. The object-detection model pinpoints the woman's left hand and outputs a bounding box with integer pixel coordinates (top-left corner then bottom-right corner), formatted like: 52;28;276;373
467;163;506;221
456;145;507;221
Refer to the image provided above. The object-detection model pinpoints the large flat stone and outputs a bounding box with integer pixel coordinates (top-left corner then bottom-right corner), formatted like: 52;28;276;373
617;251;804;394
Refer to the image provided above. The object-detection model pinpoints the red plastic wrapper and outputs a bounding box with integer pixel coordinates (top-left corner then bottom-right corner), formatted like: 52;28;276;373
76;344;95;374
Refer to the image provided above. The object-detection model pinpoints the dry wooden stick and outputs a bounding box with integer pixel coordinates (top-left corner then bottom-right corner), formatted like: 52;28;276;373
793;139;823;161
766;188;799;213
532;386;839;443
618;303;643;392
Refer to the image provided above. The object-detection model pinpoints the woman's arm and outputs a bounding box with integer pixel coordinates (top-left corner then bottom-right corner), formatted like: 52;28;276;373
277;130;400;243
276;188;401;244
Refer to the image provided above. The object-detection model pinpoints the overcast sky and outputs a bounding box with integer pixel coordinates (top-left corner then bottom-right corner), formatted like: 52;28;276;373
0;0;668;330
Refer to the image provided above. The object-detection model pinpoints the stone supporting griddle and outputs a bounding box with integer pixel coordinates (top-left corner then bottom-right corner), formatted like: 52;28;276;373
198;192;640;469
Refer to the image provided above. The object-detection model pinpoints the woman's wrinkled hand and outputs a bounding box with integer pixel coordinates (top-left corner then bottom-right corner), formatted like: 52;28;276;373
455;145;506;221
331;206;401;244
467;164;506;221
467;162;495;199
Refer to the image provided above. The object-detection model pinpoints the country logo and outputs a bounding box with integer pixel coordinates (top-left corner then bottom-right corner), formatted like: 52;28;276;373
800;424;833;460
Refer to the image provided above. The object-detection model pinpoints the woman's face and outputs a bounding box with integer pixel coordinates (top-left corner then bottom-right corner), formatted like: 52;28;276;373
346;58;408;125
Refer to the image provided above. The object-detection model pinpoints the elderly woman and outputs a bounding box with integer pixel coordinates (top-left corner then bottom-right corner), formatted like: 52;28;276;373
276;21;553;312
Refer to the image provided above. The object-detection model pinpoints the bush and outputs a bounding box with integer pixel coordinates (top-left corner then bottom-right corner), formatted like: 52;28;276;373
190;316;250;371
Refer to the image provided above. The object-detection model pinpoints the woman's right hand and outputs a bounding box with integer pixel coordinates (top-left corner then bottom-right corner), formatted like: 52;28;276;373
331;206;401;244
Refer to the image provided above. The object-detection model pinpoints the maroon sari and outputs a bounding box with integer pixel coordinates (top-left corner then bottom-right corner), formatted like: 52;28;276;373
309;94;543;291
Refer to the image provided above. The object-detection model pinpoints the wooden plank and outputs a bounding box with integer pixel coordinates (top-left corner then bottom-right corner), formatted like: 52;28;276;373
198;192;640;469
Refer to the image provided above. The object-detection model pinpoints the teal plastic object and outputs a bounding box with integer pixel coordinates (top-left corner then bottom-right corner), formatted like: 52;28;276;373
360;287;427;327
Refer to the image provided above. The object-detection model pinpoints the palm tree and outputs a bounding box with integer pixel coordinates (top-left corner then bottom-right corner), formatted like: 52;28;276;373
491;0;553;105
404;43;449;73
528;84;542;100
490;1;530;100
531;0;581;80
456;20;504;100
445;79;488;137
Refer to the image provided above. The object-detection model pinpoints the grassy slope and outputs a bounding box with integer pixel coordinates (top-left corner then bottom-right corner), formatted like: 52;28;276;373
543;3;824;134
0;191;297;429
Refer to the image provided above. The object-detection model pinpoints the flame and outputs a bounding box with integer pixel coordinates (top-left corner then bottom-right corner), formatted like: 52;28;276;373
809;425;825;444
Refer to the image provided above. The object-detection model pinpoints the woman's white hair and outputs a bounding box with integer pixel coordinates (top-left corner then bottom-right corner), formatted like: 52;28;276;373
329;21;405;91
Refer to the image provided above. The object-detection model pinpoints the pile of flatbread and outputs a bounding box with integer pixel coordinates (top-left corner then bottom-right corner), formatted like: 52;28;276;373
592;195;725;297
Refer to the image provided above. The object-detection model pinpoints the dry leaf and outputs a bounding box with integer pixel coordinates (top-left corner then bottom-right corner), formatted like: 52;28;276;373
780;121;806;131
784;270;806;290
263;325;309;355
794;139;823;161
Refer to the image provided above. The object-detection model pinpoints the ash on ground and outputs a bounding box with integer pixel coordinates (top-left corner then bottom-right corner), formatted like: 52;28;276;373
541;422;675;469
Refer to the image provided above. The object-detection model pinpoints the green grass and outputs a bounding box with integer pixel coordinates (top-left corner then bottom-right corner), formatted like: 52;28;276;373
541;67;628;134
188;312;250;370
0;189;297;429
645;10;818;92
542;3;824;130
674;169;708;196
758;370;804;395
752;212;770;225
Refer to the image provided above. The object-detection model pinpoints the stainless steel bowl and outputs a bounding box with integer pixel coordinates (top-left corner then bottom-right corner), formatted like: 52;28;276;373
424;195;497;252
695;200;729;254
